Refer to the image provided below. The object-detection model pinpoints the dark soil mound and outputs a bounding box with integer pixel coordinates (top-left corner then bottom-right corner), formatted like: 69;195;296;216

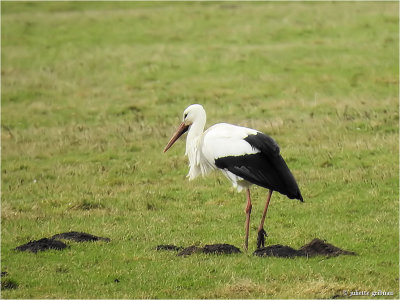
300;238;357;257
1;278;18;290
203;243;241;254
51;231;110;242
1;269;17;290
177;245;203;256
155;244;183;251
15;238;67;253
15;231;110;253
253;244;302;258
157;243;242;256
254;238;356;258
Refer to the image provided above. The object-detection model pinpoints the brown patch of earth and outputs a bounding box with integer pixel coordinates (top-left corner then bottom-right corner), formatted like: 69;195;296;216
157;239;355;258
14;232;110;253
253;238;356;258
157;243;242;256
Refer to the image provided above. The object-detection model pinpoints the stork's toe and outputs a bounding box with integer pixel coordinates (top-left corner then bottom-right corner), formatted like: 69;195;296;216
257;228;268;249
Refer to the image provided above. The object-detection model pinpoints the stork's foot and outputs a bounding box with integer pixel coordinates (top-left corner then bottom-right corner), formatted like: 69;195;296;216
257;228;268;249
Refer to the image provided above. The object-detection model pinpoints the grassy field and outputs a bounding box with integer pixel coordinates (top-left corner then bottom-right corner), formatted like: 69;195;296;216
1;1;399;299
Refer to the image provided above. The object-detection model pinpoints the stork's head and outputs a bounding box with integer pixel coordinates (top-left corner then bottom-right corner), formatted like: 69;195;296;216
163;104;206;153
182;104;205;125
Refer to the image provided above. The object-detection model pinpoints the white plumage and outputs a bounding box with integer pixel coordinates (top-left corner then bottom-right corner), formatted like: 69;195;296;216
202;123;260;191
175;104;259;189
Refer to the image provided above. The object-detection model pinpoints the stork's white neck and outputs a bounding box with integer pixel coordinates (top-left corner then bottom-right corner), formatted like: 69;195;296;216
185;113;206;154
183;105;214;180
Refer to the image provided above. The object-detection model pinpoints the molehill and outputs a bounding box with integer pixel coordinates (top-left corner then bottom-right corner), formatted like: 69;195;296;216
14;231;110;253
156;238;356;258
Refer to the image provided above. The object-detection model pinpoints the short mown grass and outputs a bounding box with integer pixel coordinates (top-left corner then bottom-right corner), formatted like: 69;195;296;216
1;1;399;299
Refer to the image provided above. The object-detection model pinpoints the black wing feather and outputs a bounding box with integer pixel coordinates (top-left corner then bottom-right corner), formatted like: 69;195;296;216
215;132;303;201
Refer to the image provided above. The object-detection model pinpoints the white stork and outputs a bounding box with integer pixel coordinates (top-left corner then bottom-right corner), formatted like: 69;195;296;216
163;104;303;250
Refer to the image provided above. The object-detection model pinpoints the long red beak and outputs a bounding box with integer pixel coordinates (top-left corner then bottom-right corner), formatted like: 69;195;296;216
163;122;190;153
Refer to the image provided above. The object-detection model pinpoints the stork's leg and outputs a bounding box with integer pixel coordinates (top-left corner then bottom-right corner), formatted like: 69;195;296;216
244;188;252;251
257;189;273;249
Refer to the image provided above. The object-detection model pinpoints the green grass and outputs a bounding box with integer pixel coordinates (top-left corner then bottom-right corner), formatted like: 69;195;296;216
1;1;398;298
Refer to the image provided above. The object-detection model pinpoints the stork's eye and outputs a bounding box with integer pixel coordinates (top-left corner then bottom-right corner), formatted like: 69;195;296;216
184;113;188;119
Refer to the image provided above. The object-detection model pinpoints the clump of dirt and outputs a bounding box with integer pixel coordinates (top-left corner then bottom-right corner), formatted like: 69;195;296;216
158;239;355;258
51;231;110;242
253;244;302;258
300;238;356;257
15;238;68;253
155;244;183;251
0;271;16;290
203;243;241;254
177;245;204;256
14;231;110;253
253;238;356;258
1;278;18;290
157;243;241;256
